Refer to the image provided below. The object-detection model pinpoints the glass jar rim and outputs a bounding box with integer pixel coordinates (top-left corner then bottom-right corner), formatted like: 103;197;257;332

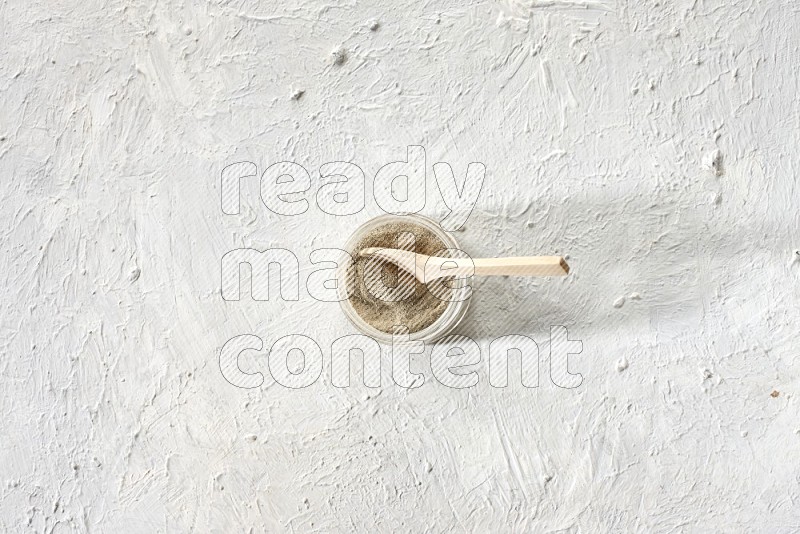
337;214;471;344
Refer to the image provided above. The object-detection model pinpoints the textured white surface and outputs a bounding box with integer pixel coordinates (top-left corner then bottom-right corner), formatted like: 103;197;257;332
2;0;799;531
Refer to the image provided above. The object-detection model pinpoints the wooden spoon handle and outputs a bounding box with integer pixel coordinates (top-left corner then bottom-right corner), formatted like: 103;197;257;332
470;256;569;276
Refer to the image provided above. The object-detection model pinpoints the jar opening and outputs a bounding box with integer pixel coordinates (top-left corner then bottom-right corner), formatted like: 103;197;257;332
338;215;471;343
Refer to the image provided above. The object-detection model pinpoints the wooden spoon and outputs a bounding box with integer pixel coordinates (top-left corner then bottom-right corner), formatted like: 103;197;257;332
359;247;569;284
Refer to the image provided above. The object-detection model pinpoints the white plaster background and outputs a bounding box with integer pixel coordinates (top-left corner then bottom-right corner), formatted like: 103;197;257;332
1;0;799;531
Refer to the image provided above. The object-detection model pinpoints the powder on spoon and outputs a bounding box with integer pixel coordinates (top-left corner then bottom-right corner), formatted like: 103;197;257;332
346;221;453;334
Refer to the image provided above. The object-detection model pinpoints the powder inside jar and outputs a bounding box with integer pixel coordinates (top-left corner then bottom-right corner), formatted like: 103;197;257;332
346;221;453;334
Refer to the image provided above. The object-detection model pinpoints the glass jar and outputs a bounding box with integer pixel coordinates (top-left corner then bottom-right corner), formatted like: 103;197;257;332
337;214;471;344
